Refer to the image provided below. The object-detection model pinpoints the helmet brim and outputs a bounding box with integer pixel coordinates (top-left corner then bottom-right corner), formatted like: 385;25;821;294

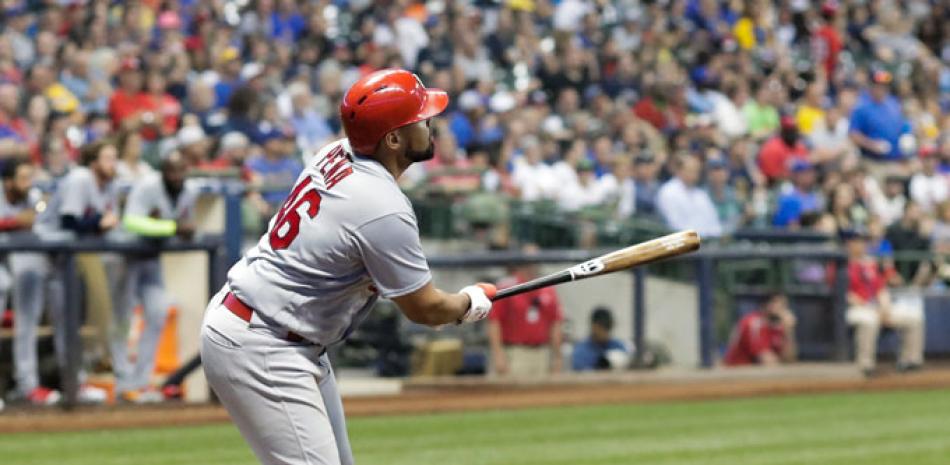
416;89;449;121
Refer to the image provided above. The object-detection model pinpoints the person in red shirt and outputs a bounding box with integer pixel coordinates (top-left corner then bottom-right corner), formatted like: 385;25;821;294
758;116;810;183
843;229;924;375
812;3;843;78
488;246;564;377
723;293;797;366
107;58;151;132
141;71;181;141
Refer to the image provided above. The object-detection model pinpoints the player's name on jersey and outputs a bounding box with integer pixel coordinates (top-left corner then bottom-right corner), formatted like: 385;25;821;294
317;145;354;190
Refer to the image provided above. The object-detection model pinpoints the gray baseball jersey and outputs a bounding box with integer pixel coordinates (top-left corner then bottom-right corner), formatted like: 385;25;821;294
0;188;40;221
36;166;118;233
123;174;200;223
227;139;431;346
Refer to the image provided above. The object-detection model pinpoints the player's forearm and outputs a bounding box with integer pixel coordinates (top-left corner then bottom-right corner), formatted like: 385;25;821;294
0;216;23;231
61;213;102;234
124;215;177;237
421;290;470;326
393;284;469;327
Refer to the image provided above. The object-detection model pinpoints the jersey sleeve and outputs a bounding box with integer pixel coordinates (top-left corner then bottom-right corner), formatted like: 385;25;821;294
123;180;156;218
58;172;91;217
353;212;432;298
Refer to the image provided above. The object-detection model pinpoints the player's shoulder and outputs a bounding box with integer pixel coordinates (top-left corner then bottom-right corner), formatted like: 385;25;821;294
310;139;414;225
59;166;95;190
64;166;93;182
136;172;163;188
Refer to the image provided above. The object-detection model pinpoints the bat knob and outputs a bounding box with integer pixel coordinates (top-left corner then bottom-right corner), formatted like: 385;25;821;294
476;283;497;300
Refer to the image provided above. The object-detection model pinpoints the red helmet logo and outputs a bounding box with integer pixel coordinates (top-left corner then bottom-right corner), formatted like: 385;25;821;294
340;69;449;154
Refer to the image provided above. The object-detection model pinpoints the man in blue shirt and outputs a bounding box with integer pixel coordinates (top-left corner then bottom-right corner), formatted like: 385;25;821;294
849;70;912;161
773;159;824;228
246;128;303;208
572;307;630;371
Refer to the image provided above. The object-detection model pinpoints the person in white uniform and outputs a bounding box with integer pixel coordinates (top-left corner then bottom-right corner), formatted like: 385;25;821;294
200;69;496;465
118;152;200;402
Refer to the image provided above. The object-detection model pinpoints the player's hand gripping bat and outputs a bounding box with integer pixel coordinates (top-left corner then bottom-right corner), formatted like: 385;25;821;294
492;230;701;301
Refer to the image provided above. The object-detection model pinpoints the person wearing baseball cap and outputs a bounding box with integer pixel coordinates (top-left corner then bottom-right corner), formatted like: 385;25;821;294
757;115;810;183
107;57;149;130
849;69;913;161
572;306;631;371
773;159;822;227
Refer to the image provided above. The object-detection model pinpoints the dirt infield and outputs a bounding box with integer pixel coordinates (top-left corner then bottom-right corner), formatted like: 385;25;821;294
2;365;949;434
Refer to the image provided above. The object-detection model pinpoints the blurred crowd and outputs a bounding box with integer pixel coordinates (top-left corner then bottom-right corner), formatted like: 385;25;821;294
1;0;948;394
0;0;948;240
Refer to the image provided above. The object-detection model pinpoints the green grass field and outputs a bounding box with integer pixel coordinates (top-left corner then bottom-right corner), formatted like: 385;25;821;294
3;389;950;465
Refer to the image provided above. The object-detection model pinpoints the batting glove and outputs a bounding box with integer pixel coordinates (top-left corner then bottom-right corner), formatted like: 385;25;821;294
457;283;496;324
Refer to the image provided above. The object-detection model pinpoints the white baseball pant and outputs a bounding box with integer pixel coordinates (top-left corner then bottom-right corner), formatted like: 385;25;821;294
112;257;169;394
2;253;67;395
200;289;354;465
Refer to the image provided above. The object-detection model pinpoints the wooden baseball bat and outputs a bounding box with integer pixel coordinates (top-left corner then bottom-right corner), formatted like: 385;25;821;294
491;230;701;301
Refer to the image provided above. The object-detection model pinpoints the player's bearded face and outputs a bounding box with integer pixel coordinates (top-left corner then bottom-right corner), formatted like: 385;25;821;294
403;120;435;162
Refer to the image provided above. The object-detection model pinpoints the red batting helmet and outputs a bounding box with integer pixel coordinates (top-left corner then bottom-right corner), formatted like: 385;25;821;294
340;69;449;155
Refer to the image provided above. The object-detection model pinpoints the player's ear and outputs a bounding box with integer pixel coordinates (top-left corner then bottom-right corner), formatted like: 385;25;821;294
383;130;402;151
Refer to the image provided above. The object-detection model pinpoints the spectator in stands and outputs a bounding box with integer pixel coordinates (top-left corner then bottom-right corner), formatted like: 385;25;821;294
909;146;948;214
773;160;823;228
931;200;950;257
758;116;810;183
0;83;30;162
742;80;780;140
849;70;913;161
828;182;868;233
115;129;156;187
175;125;209;168
872;175;909;227
809;106;854;165
657;153;723;237
213;48;243;109
142;71;181;142
512;136;558;202
812;2;843;78
705;156;742;234
488;245;564;377
796;82;827;136
108;58;149;132
723;293;797;366
628;152;661;217
558;159;606;213
285;82;333;154
246;128;303;209
886;202;933;285
449;90;486;151
572;307;630;372
843;229;924;376
201;132;252;180
423;125;480;194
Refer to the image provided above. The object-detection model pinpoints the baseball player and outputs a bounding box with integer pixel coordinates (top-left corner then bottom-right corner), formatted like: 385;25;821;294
34;138;122;404
0;159;66;405
117;152;199;402
201;69;496;465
